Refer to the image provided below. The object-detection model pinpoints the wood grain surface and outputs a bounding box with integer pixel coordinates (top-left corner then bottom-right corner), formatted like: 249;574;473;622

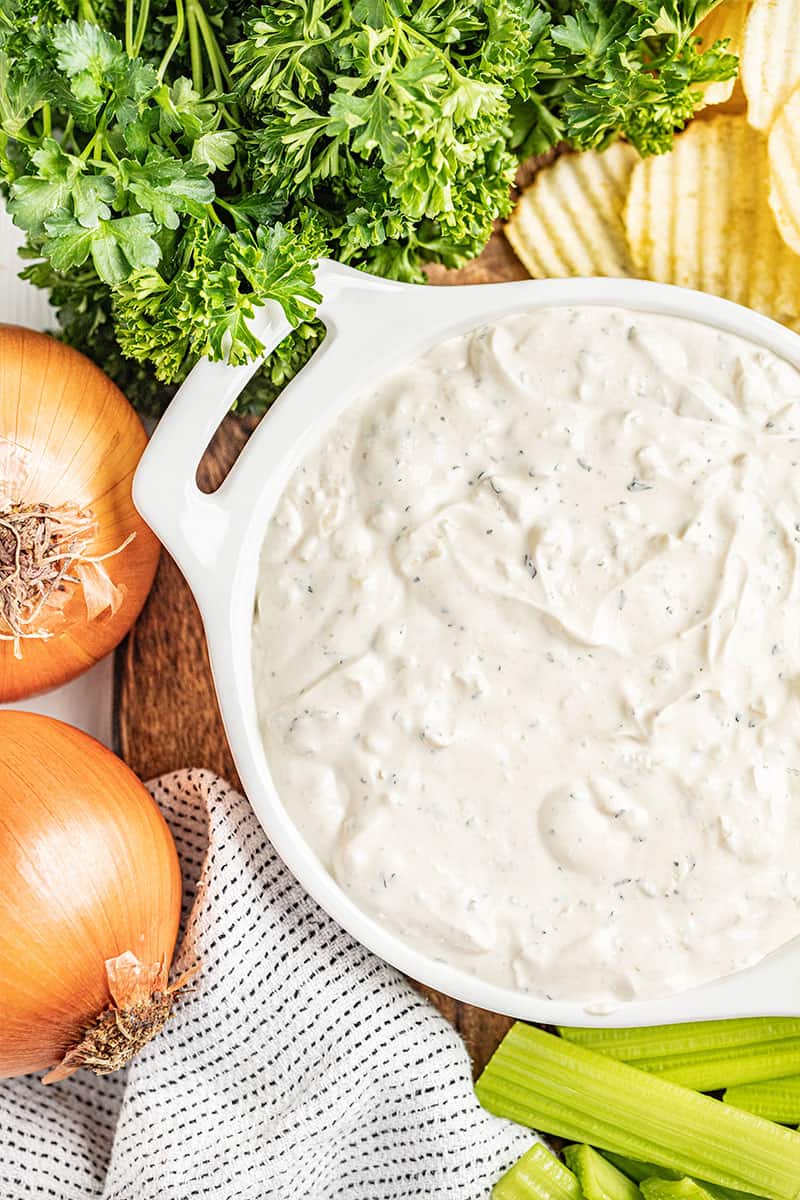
117;222;531;1077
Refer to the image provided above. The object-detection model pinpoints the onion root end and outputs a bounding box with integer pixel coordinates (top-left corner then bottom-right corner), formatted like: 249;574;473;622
43;950;197;1084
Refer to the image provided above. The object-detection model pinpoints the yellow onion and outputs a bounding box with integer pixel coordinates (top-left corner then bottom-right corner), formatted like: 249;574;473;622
0;711;186;1082
0;325;160;701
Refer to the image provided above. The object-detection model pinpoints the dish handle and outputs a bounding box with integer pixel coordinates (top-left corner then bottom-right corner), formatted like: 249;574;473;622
131;296;292;590
133;258;429;588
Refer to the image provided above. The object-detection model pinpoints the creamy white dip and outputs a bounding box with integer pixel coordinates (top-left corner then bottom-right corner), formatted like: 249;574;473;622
252;306;800;1008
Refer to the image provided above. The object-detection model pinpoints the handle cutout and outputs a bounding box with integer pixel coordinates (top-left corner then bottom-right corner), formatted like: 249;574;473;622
193;319;329;495
196;414;259;495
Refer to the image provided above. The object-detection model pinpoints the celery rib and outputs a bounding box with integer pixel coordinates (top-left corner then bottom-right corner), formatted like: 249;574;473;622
563;1144;642;1200
641;1181;717;1200
492;1141;581;1200
620;1042;800;1092
602;1155;681;1185
558;1021;800;1092
558;1020;800;1060
601;1153;765;1200
475;1024;800;1200
724;1076;800;1124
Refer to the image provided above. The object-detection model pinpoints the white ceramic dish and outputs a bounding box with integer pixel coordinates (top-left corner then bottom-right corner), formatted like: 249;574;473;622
134;259;800;1025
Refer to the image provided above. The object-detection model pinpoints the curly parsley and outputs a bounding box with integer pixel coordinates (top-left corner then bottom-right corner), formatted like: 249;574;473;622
0;0;737;414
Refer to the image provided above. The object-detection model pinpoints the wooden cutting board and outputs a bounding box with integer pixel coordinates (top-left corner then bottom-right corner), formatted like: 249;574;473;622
117;225;531;1078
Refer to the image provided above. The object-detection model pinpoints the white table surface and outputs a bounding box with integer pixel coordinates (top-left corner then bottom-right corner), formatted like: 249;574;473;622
0;202;114;746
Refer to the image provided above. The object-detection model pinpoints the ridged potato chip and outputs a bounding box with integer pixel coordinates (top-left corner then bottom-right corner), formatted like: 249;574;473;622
505;142;638;279
769;85;800;255
704;77;748;116
625;115;800;321
694;0;752;108
742;0;800;129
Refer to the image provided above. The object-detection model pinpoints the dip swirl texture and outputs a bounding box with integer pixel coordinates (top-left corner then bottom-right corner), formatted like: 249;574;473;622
253;307;800;1009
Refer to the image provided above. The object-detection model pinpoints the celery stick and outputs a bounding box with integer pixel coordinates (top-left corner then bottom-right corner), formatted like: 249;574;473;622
724;1076;800;1124
602;1155;680;1184
474;1023;800;1200
601;1154;765;1200
493;1142;581;1200
558;1023;800;1091
563;1144;641;1200
624;1041;800;1092
558;1021;800;1061
641;1182;717;1200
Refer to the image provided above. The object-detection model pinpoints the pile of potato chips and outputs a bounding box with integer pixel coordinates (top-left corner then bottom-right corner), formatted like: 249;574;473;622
505;0;800;329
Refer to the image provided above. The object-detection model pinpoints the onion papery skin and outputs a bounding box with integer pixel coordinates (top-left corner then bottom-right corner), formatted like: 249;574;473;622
0;711;183;1080
0;325;160;701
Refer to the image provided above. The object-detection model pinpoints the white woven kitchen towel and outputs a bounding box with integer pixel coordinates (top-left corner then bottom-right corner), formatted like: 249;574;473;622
0;770;532;1200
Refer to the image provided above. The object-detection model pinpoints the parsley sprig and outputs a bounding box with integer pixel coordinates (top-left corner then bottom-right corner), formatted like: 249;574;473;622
0;0;737;414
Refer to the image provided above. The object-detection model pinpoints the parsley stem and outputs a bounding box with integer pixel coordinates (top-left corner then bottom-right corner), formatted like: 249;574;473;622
125;0;135;57
132;0;150;57
185;0;239;125
80;109;109;161
396;18;460;84
333;0;352;39
186;2;204;93
386;21;402;78
214;196;247;229
7;130;38;147
157;0;186;84
62;115;76;155
42;104;51;138
188;0;232;91
101;137;120;167
79;0;97;21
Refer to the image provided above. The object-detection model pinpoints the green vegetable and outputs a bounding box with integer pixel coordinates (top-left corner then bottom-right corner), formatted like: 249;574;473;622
0;0;738;415
603;1156;682;1185
563;1144;641;1200
557;1021;800;1091
493;1141;581;1200
640;1181;720;1200
602;1154;764;1200
619;1042;800;1093
724;1076;800;1125
475;1023;800;1200
558;1020;800;1060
